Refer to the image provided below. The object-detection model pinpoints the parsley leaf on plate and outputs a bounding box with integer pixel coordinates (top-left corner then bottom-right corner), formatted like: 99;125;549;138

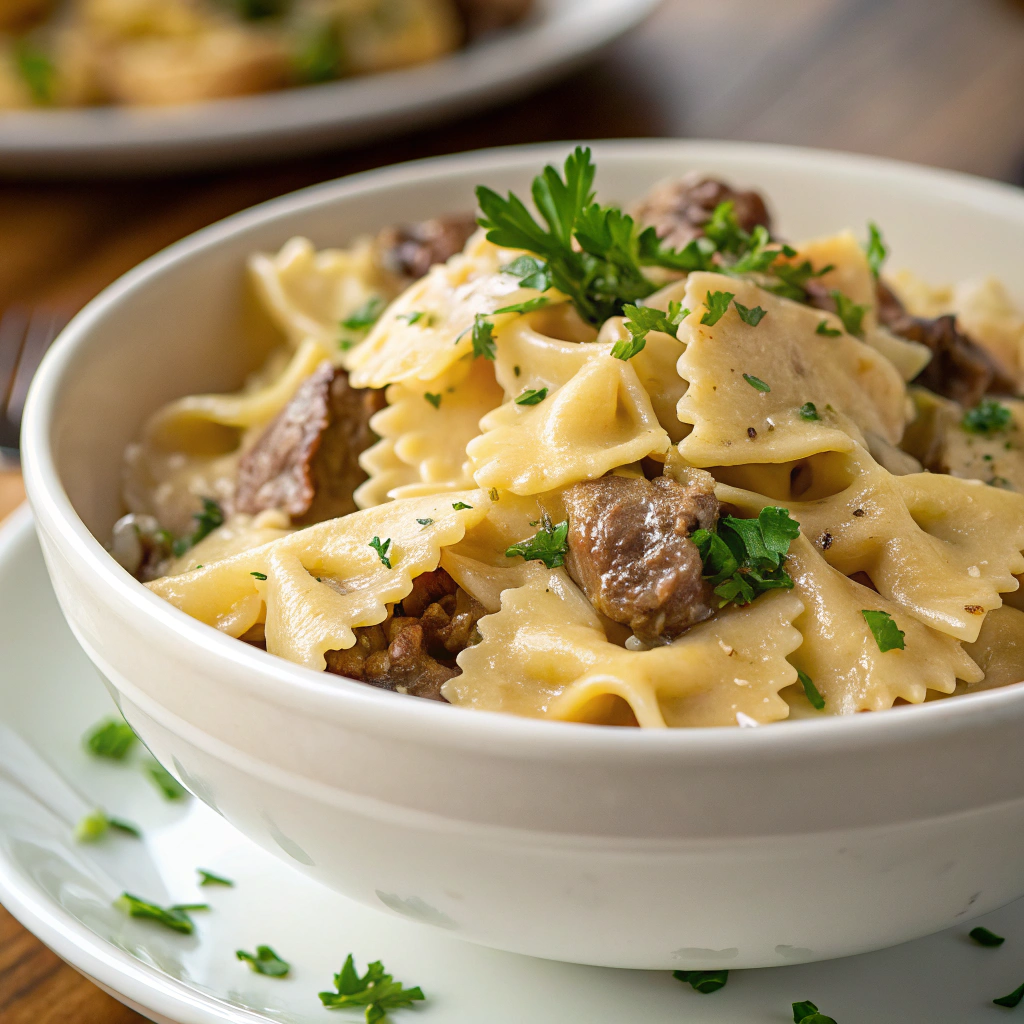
147;760;189;800
994;982;1024;1008
962;398;1012;436
237;945;290;977
797;670;825;710
318;954;425;1021
198;869;234;887
701;290;735;326
673;969;729;994
691;507;800;609
505;514;569;569
116;893;207;934
793;1000;838;1023
970;926;1005;947
84;717;137;760
369;536;392;569
514;387;548;405
75;809;141;842
861;609;905;652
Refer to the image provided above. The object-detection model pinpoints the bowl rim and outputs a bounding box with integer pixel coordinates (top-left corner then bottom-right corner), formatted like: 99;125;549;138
21;137;1024;759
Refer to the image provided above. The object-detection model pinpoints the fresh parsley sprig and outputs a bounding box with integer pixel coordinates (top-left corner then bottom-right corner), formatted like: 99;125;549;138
691;507;800;608
318;955;425;1021
505;514;569;569
615;300;690;359
861;609;905;652
793;999;837;1023
198;869;234;887
476;147;695;325
147;760;189;800
84;718;137;760
797;669;825;710
831;290;868;338
369;536;393;569
116;893;208;934
970;926;1005;947
864;221;888;279
237;945;290;977
173;498;224;557
75;809;141;842
962;398;1012;436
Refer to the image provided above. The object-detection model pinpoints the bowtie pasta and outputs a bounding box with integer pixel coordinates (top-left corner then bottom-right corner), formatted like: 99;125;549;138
113;149;1024;727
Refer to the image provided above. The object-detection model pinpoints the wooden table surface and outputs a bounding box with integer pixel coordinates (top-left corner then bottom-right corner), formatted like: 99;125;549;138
2;0;1024;1019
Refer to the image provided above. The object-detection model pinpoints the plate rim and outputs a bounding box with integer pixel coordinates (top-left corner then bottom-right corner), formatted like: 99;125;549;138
0;0;660;172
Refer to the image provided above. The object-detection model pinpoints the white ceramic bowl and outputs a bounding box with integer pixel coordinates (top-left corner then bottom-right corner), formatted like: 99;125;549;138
21;141;1024;971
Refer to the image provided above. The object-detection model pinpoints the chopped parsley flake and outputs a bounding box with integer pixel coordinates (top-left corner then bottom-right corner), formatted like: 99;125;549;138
797;669;825;710
147;760;189;800
798;402;821;421
505;514;569;569
416;518;433;528
962;398;1012;436
198;869;234;887
369;536;392;569
341;296;385;333
237;945;290;977
861;609;905;652
250;571;268;580
501;254;552;291
763;259;833;302
173;498;224;557
84;718;137;759
75;809;141;842
995;982;1024;1008
970;926;1005;946
616;300;690;359
515;387;548;405
733;300;767;326
494;296;550;315
452;501;474;510
816;319;842;337
743;373;770;393
864;222;888;279
793;999;837;1023
116;893;207;934
397;311;431;325
470;314;496;360
318;954;425;1018
14;40;54;105
424;392;442;409
831;290;868;338
673;969;729;994
701;290;735;326
692;507;800;608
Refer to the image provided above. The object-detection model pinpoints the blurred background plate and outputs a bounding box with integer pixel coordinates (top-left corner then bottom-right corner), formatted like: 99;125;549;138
0;0;658;176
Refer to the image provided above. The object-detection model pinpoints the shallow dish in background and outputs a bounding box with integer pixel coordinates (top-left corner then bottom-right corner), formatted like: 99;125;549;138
0;0;658;176
20;140;1024;969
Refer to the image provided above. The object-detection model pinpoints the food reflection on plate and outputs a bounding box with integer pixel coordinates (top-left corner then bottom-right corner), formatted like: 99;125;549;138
0;0;533;109
111;149;1024;728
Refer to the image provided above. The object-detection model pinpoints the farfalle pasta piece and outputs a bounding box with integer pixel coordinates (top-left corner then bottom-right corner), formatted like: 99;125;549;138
675;272;907;467
356;356;503;508
164;510;292;576
493;315;597;398
467;354;670;495
248;236;394;349
347;235;549;388
784;536;982;713
445;572;803;727
148;492;488;669
718;445;1024;642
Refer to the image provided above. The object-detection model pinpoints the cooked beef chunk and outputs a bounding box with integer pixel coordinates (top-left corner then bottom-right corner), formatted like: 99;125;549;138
876;280;1016;407
325;568;486;701
563;474;719;644
376;214;479;282
233;360;385;524
452;0;534;38
630;174;772;250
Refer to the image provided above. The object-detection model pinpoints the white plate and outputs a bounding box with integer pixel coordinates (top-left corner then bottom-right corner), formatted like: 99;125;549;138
2;504;1024;1024
0;0;656;176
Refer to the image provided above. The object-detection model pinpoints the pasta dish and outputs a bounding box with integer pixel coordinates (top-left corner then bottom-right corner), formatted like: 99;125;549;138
0;0;531;109
111;149;1024;727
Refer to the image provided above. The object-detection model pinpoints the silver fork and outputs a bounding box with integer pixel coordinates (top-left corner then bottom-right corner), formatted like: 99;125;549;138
0;305;71;459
